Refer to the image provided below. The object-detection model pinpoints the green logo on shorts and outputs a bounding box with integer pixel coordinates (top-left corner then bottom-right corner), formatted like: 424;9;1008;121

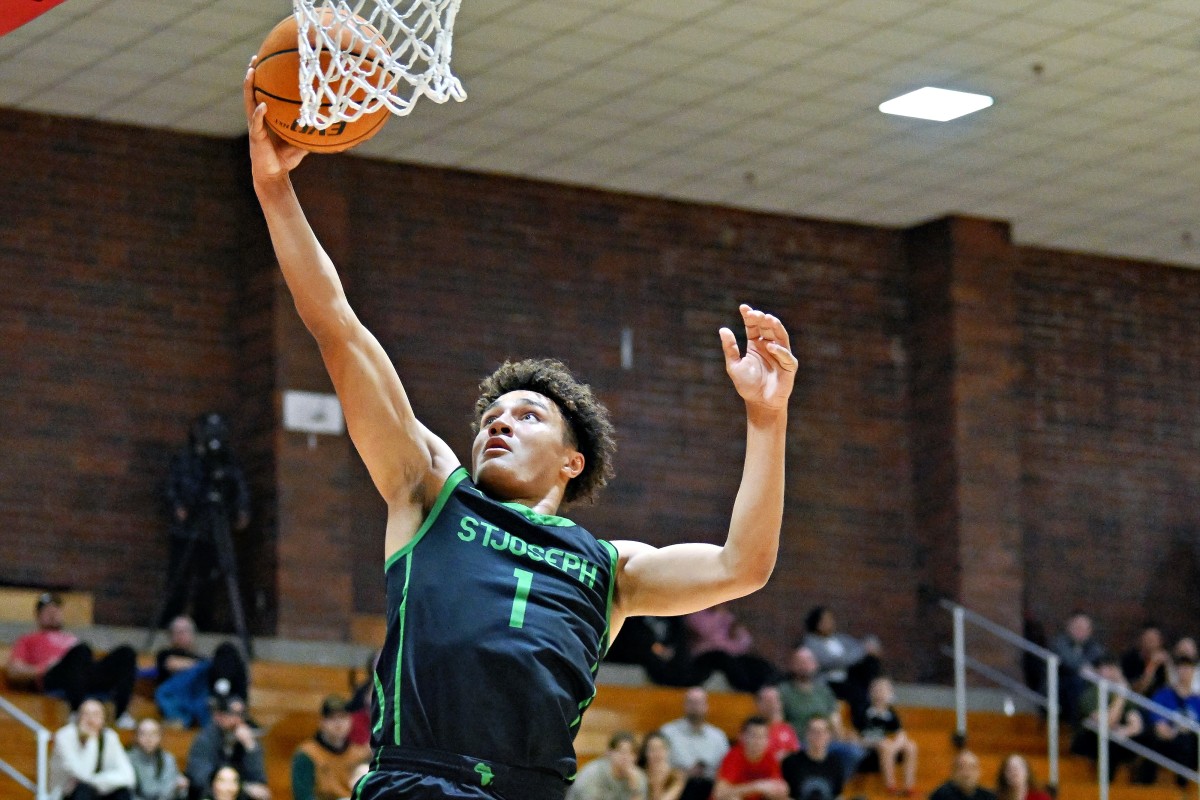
474;763;494;786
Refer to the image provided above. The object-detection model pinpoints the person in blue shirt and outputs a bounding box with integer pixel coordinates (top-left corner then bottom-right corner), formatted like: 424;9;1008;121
244;64;797;800
1137;655;1200;786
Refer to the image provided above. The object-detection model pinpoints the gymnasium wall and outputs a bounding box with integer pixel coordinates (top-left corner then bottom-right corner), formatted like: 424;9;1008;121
1;108;1197;679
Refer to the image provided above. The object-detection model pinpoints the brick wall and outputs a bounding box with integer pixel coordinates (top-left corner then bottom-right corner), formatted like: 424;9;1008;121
0;111;269;629
1;109;1197;678
1017;248;1200;651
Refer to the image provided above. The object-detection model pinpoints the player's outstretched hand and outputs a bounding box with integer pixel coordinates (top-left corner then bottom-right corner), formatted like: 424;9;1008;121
244;57;308;184
719;304;797;412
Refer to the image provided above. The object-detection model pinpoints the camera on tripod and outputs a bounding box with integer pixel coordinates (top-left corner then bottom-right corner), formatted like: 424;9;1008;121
149;412;254;657
193;413;239;514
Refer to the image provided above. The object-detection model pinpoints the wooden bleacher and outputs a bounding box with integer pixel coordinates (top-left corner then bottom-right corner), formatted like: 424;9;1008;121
1;642;1195;800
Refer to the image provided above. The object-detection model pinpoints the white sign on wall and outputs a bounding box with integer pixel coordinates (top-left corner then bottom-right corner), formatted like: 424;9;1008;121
282;390;345;435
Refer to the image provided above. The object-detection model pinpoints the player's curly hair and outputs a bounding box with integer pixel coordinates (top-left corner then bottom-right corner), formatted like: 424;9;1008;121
473;358;616;505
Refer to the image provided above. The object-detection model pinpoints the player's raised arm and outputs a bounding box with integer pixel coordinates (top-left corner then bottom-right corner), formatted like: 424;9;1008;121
611;304;796;619
242;62;458;524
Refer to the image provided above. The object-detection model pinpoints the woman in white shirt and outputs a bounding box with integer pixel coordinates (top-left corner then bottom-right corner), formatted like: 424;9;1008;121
50;698;136;800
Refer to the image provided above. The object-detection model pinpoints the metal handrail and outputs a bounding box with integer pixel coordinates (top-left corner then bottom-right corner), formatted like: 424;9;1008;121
0;694;50;799
941;600;1061;788
1084;676;1200;800
941;599;1200;798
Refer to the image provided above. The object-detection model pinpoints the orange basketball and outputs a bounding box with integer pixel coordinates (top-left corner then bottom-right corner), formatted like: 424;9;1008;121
253;13;391;154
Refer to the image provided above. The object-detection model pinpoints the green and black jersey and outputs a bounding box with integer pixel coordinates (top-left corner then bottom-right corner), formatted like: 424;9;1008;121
371;467;619;780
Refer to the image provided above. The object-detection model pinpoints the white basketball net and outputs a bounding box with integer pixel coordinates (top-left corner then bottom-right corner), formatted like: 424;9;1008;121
293;0;466;129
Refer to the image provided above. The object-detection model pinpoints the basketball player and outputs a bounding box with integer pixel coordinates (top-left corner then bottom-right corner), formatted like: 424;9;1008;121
243;64;797;800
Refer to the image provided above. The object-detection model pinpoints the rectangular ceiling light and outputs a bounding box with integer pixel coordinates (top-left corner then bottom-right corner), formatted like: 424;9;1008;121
879;86;993;121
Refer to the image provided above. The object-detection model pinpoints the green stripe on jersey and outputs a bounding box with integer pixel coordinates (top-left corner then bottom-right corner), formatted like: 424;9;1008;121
385;468;468;573
393;552;413;744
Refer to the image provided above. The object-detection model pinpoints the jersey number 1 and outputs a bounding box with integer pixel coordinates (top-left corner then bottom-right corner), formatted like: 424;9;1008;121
509;568;534;628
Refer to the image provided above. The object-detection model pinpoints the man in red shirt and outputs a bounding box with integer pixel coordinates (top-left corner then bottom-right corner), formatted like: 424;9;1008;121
712;717;789;800
755;686;800;762
4;593;138;727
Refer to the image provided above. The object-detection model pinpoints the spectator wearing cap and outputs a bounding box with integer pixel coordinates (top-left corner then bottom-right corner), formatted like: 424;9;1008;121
184;693;270;800
4;593;138;729
291;695;372;800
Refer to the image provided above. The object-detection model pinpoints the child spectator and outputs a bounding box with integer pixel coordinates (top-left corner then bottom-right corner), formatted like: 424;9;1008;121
855;677;917;796
128;718;189;800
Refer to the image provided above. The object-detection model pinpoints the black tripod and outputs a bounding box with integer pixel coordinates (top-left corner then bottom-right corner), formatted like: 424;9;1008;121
145;490;253;660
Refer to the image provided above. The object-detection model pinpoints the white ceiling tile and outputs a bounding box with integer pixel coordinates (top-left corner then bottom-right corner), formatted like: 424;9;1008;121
802;48;895;78
1022;2;1128;28
1039;30;1140;62
850;28;947;59
825;0;931;25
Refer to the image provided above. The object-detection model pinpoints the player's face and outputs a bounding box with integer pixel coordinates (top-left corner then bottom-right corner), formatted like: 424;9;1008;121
471;391;582;502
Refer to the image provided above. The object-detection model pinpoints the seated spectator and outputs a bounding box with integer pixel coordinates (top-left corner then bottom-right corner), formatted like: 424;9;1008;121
291;695;372;800
754;685;800;762
128;717;189;800
1121;624;1170;698
638;731;685;800
800;606;880;721
781;718;843;800
1068;655;1142;781
713;717;788;800
855;677;917;796
156;615;249;729
993;755;1051;800
778;647;867;783
201;767;241;800
683;605;778;693
1135;654;1200;786
1169;637;1200;695
5;593;138;728
185;693;270;800
1050;611;1106;724
928;751;996;800
49;698;136;800
658;687;730;800
567;731;647;800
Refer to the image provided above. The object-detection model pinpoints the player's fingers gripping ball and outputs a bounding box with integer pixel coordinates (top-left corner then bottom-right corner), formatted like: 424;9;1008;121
253;12;391;153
